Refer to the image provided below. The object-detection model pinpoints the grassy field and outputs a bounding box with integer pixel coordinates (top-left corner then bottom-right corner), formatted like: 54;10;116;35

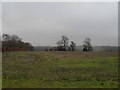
2;51;118;88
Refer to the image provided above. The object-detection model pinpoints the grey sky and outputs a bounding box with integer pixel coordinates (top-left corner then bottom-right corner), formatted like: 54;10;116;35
2;2;118;46
0;3;2;35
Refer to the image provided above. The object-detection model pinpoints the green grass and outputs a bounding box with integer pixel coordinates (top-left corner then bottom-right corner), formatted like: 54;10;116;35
2;51;118;88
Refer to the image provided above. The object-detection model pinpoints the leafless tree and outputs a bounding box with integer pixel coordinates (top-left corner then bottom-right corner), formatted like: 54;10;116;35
70;41;76;51
56;35;69;51
83;37;93;51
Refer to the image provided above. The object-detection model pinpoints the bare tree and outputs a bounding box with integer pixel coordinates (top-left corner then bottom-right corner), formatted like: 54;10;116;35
83;37;93;51
70;41;76;51
56;35;69;51
61;35;69;47
2;34;11;42
11;35;22;42
2;34;22;42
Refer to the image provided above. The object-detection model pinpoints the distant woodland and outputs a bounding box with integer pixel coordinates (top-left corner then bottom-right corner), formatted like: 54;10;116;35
1;34;118;52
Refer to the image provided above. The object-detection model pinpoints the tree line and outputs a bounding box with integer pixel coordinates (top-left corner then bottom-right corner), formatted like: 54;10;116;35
55;35;92;51
44;35;93;51
2;34;33;52
2;34;93;52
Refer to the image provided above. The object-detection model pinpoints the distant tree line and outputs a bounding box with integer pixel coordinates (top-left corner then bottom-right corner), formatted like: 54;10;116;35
2;34;117;52
43;35;93;51
33;45;118;52
2;34;33;52
101;46;118;52
1;34;93;52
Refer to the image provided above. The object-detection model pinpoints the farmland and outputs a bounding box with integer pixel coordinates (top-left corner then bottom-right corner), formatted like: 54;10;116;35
2;51;118;88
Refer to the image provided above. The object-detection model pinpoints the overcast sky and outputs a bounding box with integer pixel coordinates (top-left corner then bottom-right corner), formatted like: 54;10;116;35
2;2;118;46
0;3;2;36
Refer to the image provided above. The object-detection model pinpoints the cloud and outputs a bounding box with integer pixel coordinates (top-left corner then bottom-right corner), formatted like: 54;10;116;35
2;2;118;46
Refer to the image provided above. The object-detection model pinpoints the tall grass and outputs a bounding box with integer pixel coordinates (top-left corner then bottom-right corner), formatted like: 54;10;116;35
2;51;118;88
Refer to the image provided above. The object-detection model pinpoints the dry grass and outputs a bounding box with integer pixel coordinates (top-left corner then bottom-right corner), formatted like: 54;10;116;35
2;51;118;88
